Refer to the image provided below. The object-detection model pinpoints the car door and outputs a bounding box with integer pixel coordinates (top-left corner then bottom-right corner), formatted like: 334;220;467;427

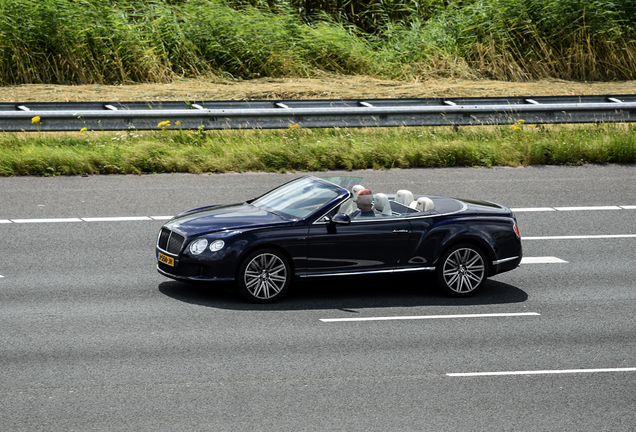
305;216;412;276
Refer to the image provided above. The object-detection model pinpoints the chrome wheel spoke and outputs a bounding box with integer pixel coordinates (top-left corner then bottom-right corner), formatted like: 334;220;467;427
269;264;286;274
253;281;264;298
446;272;460;288
263;255;275;269
457;275;467;292
462;275;474;292
266;280;281;294
243;253;288;300
269;274;286;283
442;247;485;293
466;254;481;268
245;277;260;289
466;269;483;282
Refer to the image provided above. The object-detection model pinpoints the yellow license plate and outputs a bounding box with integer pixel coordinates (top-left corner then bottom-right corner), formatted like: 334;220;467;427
158;252;174;267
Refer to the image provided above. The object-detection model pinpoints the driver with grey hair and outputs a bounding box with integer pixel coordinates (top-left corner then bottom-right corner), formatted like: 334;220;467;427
353;189;375;218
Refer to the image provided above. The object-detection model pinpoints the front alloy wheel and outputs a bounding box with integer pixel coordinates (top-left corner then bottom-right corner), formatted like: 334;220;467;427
237;249;291;303
437;244;488;297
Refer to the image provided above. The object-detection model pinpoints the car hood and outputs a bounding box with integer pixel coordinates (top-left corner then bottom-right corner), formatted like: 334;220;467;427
164;202;291;235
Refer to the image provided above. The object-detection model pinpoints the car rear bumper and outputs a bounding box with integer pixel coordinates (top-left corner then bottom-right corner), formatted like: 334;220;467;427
491;255;522;275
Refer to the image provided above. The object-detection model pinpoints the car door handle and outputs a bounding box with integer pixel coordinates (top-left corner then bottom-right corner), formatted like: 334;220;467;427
392;229;410;233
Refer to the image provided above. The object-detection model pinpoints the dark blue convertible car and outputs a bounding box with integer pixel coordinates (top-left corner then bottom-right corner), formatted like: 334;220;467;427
157;175;522;302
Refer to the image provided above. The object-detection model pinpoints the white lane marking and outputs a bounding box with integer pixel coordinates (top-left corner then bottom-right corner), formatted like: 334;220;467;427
554;206;622;211
320;312;540;323
1;216;173;224
511;207;555;212
511;205;633;212
11;218;83;223
82;216;152;222
524;234;636;240
447;367;636;377
521;257;568;264
0;275;4;278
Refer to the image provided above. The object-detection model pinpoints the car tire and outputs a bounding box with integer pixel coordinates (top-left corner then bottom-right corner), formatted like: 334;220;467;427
237;249;291;303
437;243;488;297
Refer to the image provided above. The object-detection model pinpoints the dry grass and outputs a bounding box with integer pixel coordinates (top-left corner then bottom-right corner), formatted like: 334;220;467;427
2;75;636;103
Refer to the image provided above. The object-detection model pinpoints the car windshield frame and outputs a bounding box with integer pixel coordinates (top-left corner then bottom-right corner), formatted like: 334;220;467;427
250;176;347;220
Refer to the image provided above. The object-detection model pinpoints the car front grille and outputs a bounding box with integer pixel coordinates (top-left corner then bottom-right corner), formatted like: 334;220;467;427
158;228;185;254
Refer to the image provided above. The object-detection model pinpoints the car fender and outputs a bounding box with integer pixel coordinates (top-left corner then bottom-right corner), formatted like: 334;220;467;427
229;224;309;277
410;218;498;271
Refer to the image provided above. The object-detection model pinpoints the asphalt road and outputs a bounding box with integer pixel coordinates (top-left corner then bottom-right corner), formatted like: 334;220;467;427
1;165;635;431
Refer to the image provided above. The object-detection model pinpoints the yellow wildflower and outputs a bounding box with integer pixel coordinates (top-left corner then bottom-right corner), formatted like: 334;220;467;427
32;116;41;124
288;123;301;129
175;121;181;127
80;127;88;133
157;120;171;129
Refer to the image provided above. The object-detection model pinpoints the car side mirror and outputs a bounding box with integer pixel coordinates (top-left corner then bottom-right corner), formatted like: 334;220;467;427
331;213;351;225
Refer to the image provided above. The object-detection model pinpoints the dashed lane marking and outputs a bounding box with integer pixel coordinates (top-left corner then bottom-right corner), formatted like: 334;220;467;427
511;207;555;212
11;218;83;223
320;312;540;323
554;206;622;211
447;367;636;377
524;234;636;240
521;257;567;264
512;205;633;212
82;216;152;222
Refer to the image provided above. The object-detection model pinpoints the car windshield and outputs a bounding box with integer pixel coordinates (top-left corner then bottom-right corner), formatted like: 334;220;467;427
251;177;343;219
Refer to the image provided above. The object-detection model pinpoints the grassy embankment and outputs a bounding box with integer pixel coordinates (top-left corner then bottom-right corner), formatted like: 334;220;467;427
1;123;634;176
1;0;635;175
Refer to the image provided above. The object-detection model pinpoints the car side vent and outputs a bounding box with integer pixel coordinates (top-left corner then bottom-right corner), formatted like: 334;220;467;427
158;228;185;254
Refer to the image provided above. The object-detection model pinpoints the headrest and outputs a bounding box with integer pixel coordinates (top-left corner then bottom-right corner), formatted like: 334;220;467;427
395;190;414;206
373;193;391;216
415;197;434;211
351;185;365;201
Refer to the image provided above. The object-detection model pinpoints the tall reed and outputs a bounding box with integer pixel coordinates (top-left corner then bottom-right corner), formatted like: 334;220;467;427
0;0;635;84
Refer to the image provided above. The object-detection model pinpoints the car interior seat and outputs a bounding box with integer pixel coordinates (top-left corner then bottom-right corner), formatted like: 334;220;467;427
339;184;365;215
395;190;414;207
414;197;435;211
373;193;392;216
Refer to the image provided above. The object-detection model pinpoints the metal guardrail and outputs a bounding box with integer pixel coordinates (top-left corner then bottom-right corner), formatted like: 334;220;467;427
2;95;636;132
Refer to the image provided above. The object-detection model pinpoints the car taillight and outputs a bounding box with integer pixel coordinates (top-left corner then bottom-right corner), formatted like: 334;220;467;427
513;221;521;238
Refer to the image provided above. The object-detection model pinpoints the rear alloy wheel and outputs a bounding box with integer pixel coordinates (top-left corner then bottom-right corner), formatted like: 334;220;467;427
237;249;291;303
437;244;488;297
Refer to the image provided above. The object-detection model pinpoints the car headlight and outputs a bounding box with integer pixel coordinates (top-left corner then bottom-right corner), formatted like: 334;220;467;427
189;238;209;255
209;240;225;252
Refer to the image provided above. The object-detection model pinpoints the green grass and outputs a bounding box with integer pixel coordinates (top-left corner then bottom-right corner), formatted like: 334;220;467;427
1;0;634;85
1;124;634;176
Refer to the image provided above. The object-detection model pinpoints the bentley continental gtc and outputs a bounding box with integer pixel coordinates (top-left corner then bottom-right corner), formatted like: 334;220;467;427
156;176;522;302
